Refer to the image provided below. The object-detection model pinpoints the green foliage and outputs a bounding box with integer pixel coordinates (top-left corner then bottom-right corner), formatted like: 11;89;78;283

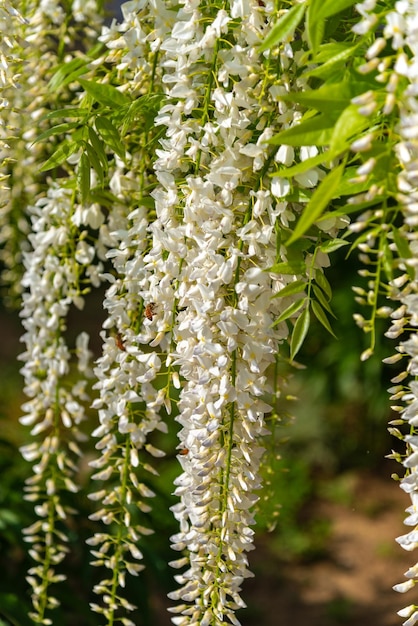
287;163;344;244
258;3;306;52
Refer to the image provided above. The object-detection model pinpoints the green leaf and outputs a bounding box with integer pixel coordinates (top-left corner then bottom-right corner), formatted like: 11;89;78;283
319;238;350;253
268;260;306;275
84;142;104;186
88;189;122;208
290;308;311;360
309;0;357;22
287;163;344;245
306;4;325;53
32;122;80;145
259;3;306;52
319;196;382;224
312;284;335;317
87;127;108;172
392;227;412;259
43;107;91;121
279;81;373;114
307;0;357;54
273;151;330;178
311;42;354;64
315;270;332;299
273;298;306;327
49;57;89;91
78;79;130;109
77;152;90;204
335;166;374;196
269;113;335;148
273;279;306;299
39;140;79;172
302;44;359;79
121;93;166;134
95;116;125;159
381;236;394;281
392;227;414;280
311;300;337;337
329;104;371;156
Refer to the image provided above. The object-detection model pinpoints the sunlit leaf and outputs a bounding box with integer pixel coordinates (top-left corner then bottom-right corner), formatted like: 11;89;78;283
84;142;104;186
287;164;344;244
39;140;79;172
273;280;306;299
87;127;108;172
280;81;373;114
78;79;130;109
330;104;371;156
95;116;125;159
272;152;330;178
32;122;80;145
88;189;122;208
319;238;350;253
290;308;311;360
43;108;91;121
392;227;412;260
311;42;354;64
311;300;337;337
49;58;89;91
302;44;359;78
259;3;306;52
312;284;335;317
268;261;306;275
315;270;332;299
310;0;357;22
335;166;374;196
77;152;90;205
273;298;306;327
269;114;335;147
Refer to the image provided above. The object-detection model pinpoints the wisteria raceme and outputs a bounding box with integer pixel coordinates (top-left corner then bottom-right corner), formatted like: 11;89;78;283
383;2;418;625
349;1;418;625
0;1;26;89
14;3;106;622
143;1;343;623
0;0;103;306
19;184;99;624
84;1;178;621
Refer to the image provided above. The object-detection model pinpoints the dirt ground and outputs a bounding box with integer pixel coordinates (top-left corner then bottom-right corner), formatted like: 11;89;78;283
241;473;413;626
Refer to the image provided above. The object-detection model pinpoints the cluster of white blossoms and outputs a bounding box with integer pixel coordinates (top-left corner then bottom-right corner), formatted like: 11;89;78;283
139;0;340;623
77;0;348;622
12;2;106;624
0;1;26;88
18;0;418;624
0;0;103;305
19;184;99;625
348;1;418;625
0;1;27;300
80;2;178;622
379;2;418;626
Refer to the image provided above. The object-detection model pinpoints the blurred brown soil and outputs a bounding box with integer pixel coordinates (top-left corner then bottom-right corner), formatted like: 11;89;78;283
242;473;412;626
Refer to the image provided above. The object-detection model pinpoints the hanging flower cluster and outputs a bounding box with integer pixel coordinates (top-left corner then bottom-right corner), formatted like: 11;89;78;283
19;184;98;624
11;0;418;625
11;2;105;624
320;1;418;624
360;2;418;625
79;0;351;623
0;0;103;306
